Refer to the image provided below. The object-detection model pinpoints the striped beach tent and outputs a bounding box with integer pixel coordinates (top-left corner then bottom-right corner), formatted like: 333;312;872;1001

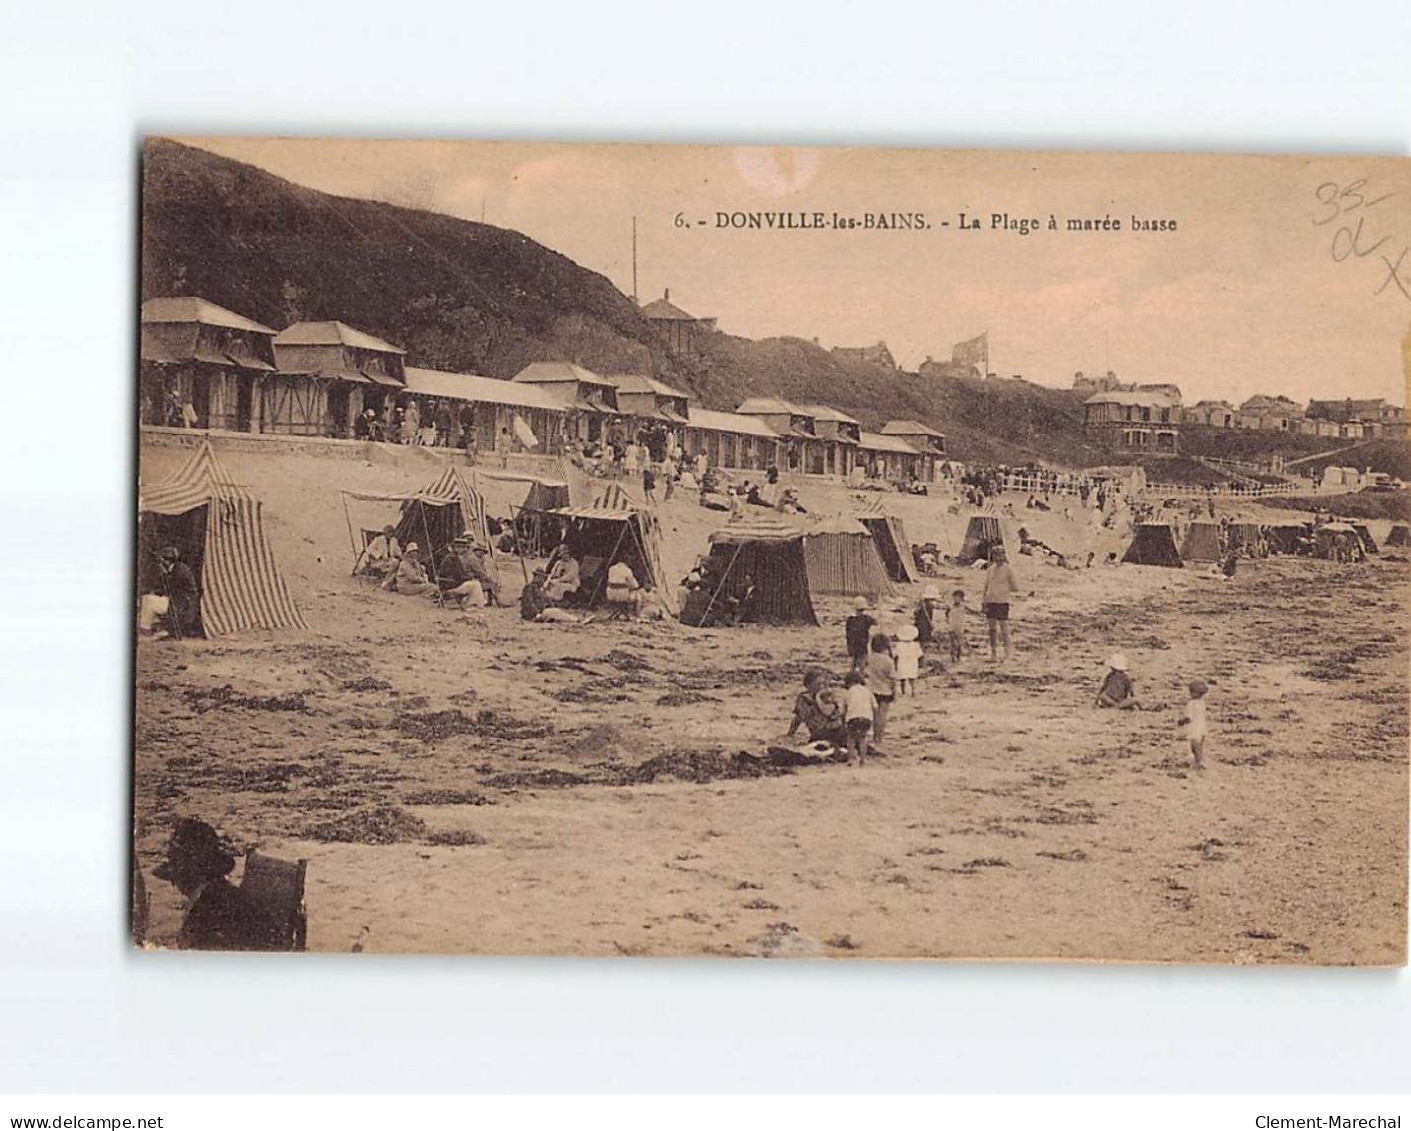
138;440;306;636
801;516;895;598
705;514;818;625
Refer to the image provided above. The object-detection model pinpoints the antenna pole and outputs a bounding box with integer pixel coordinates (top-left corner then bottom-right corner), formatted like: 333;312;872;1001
632;215;638;304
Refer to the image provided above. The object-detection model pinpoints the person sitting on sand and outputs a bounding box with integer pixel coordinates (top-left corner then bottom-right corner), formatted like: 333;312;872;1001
362;524;403;577
435;535;499;607
605;559;643;618
543;550;581;603
1095;653;1138;710
786;668;846;746
914;586;941;646
520;567;550;621
388;543;438;598
152;818;267;951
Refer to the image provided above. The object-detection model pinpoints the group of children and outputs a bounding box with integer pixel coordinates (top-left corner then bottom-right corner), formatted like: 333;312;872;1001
832;594;1213;771
1095;652;1211;770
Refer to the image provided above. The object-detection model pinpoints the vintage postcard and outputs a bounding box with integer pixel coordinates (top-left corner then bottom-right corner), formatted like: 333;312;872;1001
132;138;1409;962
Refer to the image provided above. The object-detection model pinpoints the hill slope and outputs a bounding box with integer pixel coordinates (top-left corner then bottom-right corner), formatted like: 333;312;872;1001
142;139;1105;466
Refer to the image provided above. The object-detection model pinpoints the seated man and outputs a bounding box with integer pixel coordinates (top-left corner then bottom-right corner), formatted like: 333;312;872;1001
543;550;581;603
434;536;487;607
362;524;402;580
678;581;713;627
156;546;200;639
387;543;438;598
438;535;501;607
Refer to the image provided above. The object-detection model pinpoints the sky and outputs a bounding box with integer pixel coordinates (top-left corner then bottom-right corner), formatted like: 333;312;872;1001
185;137;1410;408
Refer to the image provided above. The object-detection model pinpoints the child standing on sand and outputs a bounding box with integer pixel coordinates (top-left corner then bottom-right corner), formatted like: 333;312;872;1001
843;670;876;764
866;634;897;744
947;588;968;664
893;624;922;696
844;597;875;670
1179;680;1209;770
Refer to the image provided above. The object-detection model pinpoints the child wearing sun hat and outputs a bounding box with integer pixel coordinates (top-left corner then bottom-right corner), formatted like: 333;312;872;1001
893;623;922;695
1095;653;1138;710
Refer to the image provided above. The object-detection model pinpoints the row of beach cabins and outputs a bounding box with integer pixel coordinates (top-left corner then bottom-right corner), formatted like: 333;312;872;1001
138;297;947;484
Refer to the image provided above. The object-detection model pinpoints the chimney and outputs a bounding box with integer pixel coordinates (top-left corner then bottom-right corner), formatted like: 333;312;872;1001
664;288;670;301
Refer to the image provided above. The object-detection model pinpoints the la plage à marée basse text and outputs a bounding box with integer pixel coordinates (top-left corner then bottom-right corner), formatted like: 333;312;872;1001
1255;1117;1401;1128
709;211;1177;232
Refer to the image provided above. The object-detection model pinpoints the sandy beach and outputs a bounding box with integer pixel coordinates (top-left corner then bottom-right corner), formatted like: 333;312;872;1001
133;440;1409;963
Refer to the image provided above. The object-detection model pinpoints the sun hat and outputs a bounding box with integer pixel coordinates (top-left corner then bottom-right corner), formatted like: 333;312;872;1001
405;542;419;552
920;585;939;600
1108;653;1128;672
152;818;235;884
853;596;868;611
898;624;918;642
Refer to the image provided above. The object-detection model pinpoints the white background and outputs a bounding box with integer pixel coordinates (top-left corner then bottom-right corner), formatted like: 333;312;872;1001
1;0;1408;1095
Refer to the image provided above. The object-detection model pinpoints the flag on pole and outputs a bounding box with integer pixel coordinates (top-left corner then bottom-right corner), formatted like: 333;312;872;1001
952;332;989;373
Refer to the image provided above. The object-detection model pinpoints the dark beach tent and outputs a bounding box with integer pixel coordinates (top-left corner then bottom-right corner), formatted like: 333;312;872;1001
1351;523;1379;555
705;515;818;625
340;465;498;588
957;514;1013;566
1121;523;1184;567
859;515;919;583
1263;522;1310;556
1228;522;1267;557
1313;522;1362;559
803;517;895;598
138;440;307;636
1386;523;1410;547
1180;521;1223;562
547;488;670;609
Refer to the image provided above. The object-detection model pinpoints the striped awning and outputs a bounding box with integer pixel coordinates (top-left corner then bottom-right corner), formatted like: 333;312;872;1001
341;466;470;505
709;514;805;545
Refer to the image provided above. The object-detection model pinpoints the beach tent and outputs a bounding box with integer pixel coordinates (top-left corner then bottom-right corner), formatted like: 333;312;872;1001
705;514;818;625
859;515;919;583
1313;522;1363;560
546;485;670;608
802;517;895;598
1121;523;1183;567
340;465;499;589
1385;523;1410;547
1180;521;1223;562
138;440;307;636
1227;522;1267;557
956;514;1014;566
1351;523;1379;555
1264;522;1311;556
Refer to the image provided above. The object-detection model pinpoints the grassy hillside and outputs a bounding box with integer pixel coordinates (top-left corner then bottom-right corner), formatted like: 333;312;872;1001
146;139;1403;474
1290;439;1411;481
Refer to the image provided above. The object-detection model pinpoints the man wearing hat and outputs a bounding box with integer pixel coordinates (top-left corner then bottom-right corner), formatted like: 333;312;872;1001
1095;653;1138;710
156;545;199;639
435;534;499;608
153;818;264;950
362;523;402;581
520;566;551;621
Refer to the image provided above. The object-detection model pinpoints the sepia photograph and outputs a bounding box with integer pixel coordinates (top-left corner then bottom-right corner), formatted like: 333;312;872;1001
131;138;1410;963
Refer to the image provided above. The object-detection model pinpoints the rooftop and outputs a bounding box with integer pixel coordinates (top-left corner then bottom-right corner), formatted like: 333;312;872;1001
858;432;922;454
1084;390;1178;409
880;419;944;438
608;373;691;400
403;367;566;411
800;403;860;425
141;297;276;335
639;289;699;321
685;408;783;440
513;361;615;388
273;320;405;354
737;396;802;417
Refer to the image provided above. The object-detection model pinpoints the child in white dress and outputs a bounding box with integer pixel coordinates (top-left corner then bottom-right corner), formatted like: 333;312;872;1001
1180;680;1209;770
893;624;922;696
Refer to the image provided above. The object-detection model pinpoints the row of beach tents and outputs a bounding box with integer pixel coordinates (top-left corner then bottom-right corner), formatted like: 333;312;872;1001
139;442;1404;636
